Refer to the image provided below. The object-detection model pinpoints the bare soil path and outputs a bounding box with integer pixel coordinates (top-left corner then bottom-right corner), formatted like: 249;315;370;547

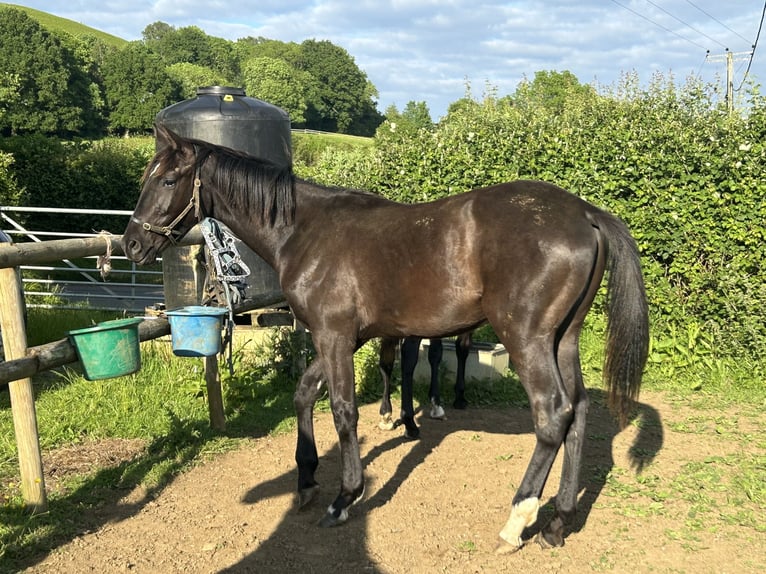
15;390;766;573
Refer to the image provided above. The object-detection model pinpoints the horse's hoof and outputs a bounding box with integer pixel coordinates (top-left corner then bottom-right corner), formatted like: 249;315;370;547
453;397;468;410
494;537;525;555
378;414;395;431
536;530;563;549
403;425;420;440
297;484;320;510
429;404;446;419
318;507;348;528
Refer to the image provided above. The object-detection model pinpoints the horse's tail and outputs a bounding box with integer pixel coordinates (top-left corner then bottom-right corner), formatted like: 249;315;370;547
593;211;649;428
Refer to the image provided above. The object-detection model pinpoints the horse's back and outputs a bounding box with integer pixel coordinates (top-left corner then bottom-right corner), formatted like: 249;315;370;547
305;181;603;339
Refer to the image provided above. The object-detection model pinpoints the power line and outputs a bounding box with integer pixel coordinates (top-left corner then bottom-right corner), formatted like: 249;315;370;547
643;0;728;49
683;0;753;45
736;0;765;90
609;0;708;50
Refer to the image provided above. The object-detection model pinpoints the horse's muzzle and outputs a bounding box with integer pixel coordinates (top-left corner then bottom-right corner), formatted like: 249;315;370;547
122;236;157;265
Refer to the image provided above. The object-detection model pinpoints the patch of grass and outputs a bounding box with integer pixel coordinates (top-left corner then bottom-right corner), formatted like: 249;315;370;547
598;448;766;549
1;2;127;47
292;130;372;169
23;306;122;347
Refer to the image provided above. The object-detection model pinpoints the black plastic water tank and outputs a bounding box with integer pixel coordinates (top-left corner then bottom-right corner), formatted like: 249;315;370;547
155;86;291;166
155;87;290;309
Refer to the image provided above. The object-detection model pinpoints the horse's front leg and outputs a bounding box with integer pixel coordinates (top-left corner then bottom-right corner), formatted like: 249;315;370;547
315;337;365;527
294;359;326;509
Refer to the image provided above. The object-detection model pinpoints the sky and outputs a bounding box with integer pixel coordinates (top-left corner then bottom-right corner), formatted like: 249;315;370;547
7;0;766;119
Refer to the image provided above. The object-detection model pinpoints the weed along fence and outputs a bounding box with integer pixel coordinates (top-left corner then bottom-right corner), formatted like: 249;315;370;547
0;231;285;512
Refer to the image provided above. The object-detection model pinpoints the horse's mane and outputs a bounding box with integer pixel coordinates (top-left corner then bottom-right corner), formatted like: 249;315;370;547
148;136;296;227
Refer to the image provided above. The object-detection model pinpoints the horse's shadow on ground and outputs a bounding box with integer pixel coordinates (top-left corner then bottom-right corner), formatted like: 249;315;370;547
220;388;663;573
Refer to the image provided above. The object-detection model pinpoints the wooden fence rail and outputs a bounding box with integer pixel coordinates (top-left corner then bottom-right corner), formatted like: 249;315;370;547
0;233;284;511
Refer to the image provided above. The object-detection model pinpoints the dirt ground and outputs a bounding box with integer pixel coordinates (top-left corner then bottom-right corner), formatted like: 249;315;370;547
14;390;766;573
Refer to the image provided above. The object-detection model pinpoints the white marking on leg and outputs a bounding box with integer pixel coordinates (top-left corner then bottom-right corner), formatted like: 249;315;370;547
379;413;395;431
325;487;364;524
429;402;446;419
499;497;540;547
326;503;349;523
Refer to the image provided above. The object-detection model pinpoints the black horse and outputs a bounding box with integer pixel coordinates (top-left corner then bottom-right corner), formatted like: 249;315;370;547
123;125;649;553
377;334;471;438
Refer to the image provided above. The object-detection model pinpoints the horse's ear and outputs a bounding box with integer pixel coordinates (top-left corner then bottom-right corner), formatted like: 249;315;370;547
154;123;183;151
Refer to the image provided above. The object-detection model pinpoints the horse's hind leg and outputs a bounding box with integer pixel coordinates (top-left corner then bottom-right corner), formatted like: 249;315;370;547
495;338;574;554
399;336;422;438
538;332;588;548
453;331;471;409
426;338;445;419
378;337;397;430
294;359;326;509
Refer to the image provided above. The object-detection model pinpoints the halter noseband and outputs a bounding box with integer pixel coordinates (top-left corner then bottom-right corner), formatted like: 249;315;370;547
132;162;203;245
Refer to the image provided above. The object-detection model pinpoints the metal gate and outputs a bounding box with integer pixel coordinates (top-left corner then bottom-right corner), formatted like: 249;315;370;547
1;206;163;313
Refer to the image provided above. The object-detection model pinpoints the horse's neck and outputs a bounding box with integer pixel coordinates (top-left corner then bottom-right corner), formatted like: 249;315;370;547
205;201;279;269
205;181;376;272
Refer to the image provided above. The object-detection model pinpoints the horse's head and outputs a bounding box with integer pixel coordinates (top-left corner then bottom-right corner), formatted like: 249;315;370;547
122;124;201;265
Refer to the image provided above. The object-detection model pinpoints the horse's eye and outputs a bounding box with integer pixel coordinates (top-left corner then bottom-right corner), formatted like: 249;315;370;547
162;178;176;188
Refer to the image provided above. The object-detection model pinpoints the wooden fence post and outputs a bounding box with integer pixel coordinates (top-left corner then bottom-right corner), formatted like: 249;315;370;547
204;356;226;431
0;265;47;512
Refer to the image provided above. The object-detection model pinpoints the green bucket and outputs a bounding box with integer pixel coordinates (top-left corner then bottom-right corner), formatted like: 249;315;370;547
68;317;144;380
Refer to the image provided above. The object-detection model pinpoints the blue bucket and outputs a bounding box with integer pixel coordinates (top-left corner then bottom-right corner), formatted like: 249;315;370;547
165;306;228;357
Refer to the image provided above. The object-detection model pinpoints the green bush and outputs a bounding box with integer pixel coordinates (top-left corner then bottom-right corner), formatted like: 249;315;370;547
0;135;154;233
0;149;23;206
305;74;766;364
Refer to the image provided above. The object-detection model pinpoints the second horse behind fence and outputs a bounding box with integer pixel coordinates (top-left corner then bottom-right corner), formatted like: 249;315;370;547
378;334;472;438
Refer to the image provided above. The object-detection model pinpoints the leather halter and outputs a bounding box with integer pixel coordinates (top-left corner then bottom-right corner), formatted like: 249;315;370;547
131;162;203;245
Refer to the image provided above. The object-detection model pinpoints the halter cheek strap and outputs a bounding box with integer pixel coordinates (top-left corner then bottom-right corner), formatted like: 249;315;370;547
132;172;203;245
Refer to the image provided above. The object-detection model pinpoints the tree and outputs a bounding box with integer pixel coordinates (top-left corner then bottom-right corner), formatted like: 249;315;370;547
167;62;228;100
401;101;433;130
383;101;433;135
205;35;239;84
56;32;113;136
0;72;23;206
143;22;238;82
513;70;597;114
0;7;95;135
101;42;182;134
295;39;383;134
235;37;301;67
142;21;174;46
242;57;316;124
0;72;20;123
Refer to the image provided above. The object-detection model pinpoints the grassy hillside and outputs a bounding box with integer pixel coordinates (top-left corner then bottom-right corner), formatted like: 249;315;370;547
0;3;127;47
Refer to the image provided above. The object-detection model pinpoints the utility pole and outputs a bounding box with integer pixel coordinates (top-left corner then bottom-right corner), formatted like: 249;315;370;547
706;49;753;112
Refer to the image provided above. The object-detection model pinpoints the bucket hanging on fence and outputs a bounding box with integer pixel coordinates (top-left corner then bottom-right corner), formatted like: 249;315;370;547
165;306;228;357
68;317;144;380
